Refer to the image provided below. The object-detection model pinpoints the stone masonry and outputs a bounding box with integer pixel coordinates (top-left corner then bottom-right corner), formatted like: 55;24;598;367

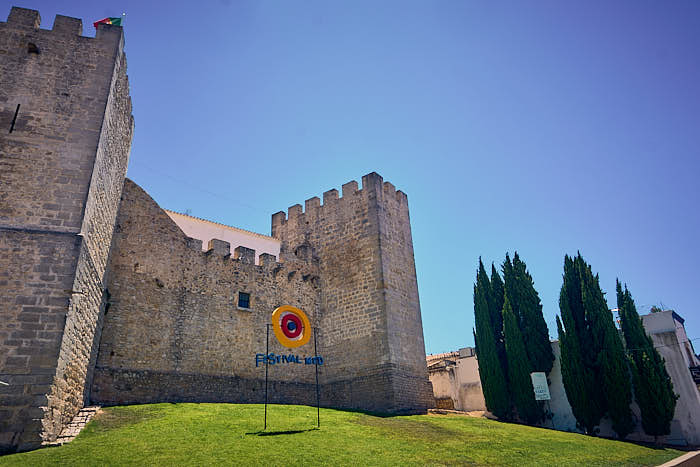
91;179;322;406
0;6;433;454
271;173;434;413
0;7;133;452
43;406;100;447
92;176;434;414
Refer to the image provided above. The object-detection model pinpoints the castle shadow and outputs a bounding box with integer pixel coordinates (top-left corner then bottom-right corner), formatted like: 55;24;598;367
246;428;319;436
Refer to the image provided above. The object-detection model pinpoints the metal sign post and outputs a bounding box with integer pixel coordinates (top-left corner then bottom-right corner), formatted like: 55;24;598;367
259;307;322;432
314;326;320;428
264;324;270;431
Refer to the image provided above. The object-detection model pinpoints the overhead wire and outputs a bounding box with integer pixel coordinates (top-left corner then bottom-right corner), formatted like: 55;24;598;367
132;161;262;213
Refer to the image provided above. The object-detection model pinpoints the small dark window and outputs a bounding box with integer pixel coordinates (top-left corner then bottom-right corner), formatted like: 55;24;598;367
238;292;250;309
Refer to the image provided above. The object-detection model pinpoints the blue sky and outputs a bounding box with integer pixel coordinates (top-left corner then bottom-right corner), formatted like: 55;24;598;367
16;1;700;354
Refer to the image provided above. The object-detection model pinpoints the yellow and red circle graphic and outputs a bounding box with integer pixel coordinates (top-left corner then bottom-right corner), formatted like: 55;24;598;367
272;305;311;348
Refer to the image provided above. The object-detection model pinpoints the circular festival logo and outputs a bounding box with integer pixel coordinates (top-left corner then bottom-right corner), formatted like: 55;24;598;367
271;305;311;348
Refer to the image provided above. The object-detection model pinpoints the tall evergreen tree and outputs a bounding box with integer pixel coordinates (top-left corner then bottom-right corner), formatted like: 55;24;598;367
582;266;634;439
473;259;510;419
557;254;605;434
557;253;634;438
489;263;507;374
503;296;543;424
617;280;678;439
503;252;554;374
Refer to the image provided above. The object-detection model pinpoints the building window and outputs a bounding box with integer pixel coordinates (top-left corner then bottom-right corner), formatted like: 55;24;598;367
238;292;250;309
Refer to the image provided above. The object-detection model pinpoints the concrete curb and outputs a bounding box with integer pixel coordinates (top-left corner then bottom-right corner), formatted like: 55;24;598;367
658;450;700;467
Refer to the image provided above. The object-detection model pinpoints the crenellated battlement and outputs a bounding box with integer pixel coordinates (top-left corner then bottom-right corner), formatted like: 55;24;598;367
266;170;432;414
3;7;123;43
271;172;408;235
191;235;318;281
6;6;41;28
1;6;433;450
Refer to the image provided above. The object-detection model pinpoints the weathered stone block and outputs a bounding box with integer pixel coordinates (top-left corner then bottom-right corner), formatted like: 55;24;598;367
259;253;276;267
233;246;255;264
52;15;82;36
7;7;40;28
206;239;230;257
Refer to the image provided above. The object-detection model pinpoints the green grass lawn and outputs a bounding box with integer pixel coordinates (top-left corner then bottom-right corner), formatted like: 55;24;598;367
0;403;683;466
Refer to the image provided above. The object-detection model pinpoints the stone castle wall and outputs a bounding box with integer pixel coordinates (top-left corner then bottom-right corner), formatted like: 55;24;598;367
272;173;434;413
92;180;323;406
94;174;433;414
0;7;133;452
0;5;433;453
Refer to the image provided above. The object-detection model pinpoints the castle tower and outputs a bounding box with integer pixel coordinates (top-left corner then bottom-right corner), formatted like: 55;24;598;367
0;7;133;452
272;172;434;413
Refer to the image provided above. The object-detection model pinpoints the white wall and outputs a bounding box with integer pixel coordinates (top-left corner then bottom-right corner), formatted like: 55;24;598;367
430;312;700;446
546;342;688;444
165;210;280;265
647;330;700;445
428;350;485;412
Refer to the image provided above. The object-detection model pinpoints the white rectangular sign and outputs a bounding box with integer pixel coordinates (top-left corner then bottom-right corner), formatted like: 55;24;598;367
530;372;550;401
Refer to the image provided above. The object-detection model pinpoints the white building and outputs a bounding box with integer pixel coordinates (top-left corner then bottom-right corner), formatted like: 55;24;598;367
428;310;700;446
165;210;280;265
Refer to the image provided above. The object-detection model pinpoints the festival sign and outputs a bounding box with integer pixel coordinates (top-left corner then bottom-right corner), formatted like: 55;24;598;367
255;305;324;367
272;305;311;348
259;305;323;429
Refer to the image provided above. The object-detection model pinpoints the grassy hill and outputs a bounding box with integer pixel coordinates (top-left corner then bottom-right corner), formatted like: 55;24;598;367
0;403;683;466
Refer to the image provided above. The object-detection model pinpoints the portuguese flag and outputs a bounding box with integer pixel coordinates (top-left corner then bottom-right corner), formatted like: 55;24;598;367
93;17;122;28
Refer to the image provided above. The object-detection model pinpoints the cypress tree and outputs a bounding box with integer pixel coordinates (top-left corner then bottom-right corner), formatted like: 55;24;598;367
503;252;554;374
503;296;543;424
557;254;605;434
473;259;510;419
582;265;634;439
490;263;507;373
617;280;678;439
557;253;634;437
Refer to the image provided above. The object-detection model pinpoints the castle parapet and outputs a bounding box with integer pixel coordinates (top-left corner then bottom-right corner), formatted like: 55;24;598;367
323;188;338;204
259;253;277;267
361;171;384;192
234;246;255;264
342;180;358;197
288;204;302;220
187;237;203;251
271;171;408;238
207;239;230;257
53;14;82;36
4;7;124;48
7;7;40;28
305;197;320;212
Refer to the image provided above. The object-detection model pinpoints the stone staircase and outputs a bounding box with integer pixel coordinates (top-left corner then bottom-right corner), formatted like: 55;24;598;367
43;406;101;446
